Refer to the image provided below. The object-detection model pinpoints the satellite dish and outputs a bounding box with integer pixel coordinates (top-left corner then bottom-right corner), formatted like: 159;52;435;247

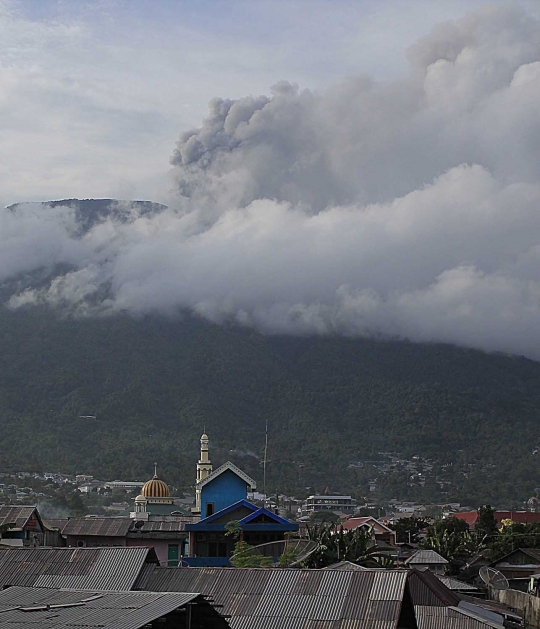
231;538;318;567
479;566;509;590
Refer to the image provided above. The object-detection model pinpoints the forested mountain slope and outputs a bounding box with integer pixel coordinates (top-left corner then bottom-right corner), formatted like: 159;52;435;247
1;199;538;506
0;304;538;505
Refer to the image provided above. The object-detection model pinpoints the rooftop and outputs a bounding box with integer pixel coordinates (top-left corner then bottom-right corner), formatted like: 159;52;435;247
62;518;132;538
0;586;229;629
0;506;41;530
147;566;464;627
405;549;449;565
0;546;158;591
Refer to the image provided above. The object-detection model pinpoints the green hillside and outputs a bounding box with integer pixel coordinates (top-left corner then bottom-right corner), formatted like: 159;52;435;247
0;303;538;506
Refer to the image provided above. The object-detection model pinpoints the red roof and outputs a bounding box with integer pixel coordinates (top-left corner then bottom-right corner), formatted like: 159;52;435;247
340;517;392;533
453;511;540;528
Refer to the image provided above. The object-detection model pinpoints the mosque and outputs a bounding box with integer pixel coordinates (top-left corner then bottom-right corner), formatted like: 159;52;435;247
132;432;298;567
131;463;190;519
186;431;299;566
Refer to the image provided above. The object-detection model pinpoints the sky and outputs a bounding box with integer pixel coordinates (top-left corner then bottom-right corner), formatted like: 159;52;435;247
0;0;525;205
2;0;540;360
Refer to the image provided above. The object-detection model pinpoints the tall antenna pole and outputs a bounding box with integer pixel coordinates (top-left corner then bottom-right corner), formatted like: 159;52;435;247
263;419;268;509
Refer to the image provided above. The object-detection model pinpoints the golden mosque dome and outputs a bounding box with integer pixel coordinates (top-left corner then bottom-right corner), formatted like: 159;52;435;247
141;464;170;498
141;477;170;498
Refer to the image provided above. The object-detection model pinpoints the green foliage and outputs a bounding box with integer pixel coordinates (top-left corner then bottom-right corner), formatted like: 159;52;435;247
309;511;341;523
390;517;430;543
278;547;298;568
474;505;498;545
0;305;540;504
224;520;242;539
423;517;476;575
230;541;266;568
306;522;394;568
490;522;540;560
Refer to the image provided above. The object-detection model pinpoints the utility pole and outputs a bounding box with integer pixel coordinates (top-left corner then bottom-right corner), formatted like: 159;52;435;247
263;419;268;509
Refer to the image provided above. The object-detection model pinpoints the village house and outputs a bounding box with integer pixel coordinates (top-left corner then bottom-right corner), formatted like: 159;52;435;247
340;516;397;546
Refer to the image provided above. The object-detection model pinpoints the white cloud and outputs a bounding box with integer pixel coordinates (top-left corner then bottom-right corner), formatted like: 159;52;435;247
2;3;540;360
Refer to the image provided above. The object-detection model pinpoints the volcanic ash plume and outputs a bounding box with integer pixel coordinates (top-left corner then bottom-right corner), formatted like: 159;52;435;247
4;7;540;359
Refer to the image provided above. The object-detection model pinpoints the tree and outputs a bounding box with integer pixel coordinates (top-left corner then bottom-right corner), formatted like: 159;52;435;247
474;505;498;547
306;522;394;569
309;511;341;523
423;517;476;575
390;517;430;543
490;521;540;560
225;520;280;568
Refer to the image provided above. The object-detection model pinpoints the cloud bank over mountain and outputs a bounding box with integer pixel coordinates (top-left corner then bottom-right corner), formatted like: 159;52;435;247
4;6;540;359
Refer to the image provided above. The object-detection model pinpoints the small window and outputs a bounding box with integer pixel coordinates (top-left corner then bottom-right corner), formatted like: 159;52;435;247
206;502;215;517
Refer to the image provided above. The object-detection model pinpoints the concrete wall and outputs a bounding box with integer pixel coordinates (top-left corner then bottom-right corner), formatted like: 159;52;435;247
126;538;187;566
65;535;126;547
201;470;248;516
493;588;540;628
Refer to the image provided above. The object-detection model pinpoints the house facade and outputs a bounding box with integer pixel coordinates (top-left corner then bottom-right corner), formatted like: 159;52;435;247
185;433;299;566
0;506;45;547
340;516;397;546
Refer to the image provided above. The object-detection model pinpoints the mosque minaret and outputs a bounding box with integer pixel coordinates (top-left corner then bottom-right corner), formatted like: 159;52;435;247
194;432;213;514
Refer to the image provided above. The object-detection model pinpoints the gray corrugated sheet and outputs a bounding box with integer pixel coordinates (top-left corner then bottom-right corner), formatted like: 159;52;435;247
415;605;505;629
407;569;460;607
436;575;478;591
62;517;132;537
324;562;370;571
147;567;415;628
405;550;448;565
0;547;156;591
0;586;204;629
137;520;189;532
132;561;156;590
0;506;36;529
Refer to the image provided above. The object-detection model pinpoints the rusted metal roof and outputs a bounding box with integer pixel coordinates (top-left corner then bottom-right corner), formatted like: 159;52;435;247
133;520;189;532
0;547;158;591
43;518;69;531
147;567;410;628
0;586;229;629
0;506;39;529
62;517;132;537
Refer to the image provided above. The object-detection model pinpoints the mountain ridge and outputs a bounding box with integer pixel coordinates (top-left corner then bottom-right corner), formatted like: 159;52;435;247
0;199;537;506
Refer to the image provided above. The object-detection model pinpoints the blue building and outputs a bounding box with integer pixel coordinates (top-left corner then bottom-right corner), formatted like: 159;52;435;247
185;433;299;566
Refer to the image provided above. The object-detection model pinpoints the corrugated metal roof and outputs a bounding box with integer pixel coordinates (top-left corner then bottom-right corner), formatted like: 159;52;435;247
407;569;460;607
134;520;189;532
147;567;421;628
415;605;505;628
323;562;370;571
0;506;37;529
405;550;448;565
62;517;132;537
436;575;478;591
0;547;157;591
0;586;218;629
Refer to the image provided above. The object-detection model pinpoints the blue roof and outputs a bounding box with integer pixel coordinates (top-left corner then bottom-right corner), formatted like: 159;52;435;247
186;500;298;532
239;507;293;527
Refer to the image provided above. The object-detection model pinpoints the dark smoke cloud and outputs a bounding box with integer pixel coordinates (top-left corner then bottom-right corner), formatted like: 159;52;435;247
4;6;540;359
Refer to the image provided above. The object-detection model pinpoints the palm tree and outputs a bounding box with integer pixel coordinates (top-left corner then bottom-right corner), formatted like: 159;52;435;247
306;522;394;568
